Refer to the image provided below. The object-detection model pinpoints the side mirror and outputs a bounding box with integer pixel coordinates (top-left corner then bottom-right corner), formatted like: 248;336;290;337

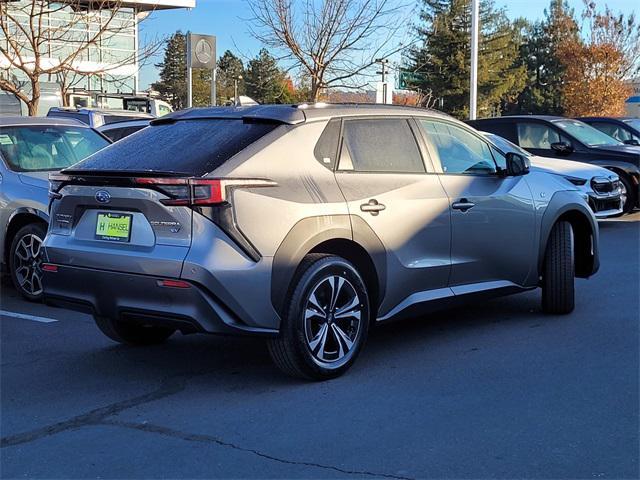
505;152;530;176
623;139;640;146
550;141;574;155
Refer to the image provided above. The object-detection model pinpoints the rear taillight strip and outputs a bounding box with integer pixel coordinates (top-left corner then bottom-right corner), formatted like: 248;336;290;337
133;177;277;207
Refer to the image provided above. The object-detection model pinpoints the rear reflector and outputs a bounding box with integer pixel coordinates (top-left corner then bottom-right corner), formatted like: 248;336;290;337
42;264;58;272
157;279;191;289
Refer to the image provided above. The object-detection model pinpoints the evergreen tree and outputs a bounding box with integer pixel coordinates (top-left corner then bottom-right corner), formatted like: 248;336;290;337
152;31;216;109
245;49;292;104
152;32;187;110
406;0;526;118
509;1;579;114
216;50;246;105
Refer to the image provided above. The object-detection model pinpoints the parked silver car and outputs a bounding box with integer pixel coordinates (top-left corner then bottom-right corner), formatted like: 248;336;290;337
43;104;599;379
483;133;624;218
0;117;110;300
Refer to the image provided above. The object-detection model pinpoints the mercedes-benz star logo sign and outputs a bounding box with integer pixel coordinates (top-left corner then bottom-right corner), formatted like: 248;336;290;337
95;190;111;204
195;39;213;64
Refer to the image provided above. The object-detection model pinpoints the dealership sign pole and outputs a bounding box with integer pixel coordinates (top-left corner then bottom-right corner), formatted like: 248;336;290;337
470;0;479;120
186;33;217;107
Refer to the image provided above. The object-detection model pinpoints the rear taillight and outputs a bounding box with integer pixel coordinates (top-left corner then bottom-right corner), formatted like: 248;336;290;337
133;178;274;207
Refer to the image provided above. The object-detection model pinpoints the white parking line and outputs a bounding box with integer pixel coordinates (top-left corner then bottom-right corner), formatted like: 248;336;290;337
0;310;58;323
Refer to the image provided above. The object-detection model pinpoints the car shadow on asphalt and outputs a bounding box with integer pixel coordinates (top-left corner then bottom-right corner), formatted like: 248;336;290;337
56;290;544;390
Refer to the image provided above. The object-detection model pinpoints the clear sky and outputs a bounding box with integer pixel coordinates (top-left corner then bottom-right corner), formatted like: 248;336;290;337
138;0;638;90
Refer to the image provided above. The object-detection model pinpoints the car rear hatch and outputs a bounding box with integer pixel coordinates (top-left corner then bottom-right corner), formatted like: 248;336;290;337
44;115;284;278
46;172;195;277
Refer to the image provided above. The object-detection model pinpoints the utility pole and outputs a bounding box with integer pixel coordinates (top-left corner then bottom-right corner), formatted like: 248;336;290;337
376;58;390;104
469;0;479;120
234;75;243;106
186;31;193;108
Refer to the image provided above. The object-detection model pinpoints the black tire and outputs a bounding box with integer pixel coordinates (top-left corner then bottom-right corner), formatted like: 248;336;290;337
542;221;575;314
618;174;637;214
268;254;370;380
9;223;47;302
94;316;175;345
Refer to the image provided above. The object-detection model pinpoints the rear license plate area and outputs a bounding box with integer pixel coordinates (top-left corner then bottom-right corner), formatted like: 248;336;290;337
95;212;132;242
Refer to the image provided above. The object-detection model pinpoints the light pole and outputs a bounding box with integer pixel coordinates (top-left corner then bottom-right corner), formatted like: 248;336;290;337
234;75;243;106
376;58;390;104
469;0;479;120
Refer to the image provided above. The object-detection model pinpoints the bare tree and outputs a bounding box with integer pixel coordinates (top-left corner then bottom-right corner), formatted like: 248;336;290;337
0;0;162;115
247;0;408;102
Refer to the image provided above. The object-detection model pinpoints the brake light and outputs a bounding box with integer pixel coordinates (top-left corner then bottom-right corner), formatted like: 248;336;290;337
134;178;276;207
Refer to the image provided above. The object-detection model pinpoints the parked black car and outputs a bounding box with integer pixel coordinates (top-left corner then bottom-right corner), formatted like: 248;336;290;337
577;117;640;147
467;115;640;213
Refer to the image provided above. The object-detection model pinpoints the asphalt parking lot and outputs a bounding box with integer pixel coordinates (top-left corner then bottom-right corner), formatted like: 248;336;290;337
1;214;638;479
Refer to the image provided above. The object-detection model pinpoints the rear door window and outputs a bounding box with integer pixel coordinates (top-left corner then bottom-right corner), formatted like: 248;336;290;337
70;119;279;176
338;119;425;173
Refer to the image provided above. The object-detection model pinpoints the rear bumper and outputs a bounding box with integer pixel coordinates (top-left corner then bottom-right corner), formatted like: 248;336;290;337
42;265;278;337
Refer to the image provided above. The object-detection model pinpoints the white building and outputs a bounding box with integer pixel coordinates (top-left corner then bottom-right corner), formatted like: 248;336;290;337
0;0;194;112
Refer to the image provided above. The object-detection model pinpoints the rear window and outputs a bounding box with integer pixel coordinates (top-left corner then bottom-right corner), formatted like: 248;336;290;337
70;119;279;176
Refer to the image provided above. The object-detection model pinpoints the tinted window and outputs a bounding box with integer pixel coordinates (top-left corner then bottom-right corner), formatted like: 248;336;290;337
0;126;109;172
589;122;632;142
102;125;146;142
475;121;517;143
48;111;90;124
420;120;496;175
517;122;561;149
71;119;279;176
314;119;341;169
554;119;621;146
338;119;424;173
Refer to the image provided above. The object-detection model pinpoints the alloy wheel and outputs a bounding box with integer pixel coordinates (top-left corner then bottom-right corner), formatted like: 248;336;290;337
13;233;44;296
303;274;363;366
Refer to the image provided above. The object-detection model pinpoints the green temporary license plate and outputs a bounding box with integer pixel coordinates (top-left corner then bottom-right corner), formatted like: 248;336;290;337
95;212;132;242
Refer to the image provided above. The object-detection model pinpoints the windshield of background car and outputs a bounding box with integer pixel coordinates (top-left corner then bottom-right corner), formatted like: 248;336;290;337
623;119;640;132
554;120;622;147
486;133;532;157
0;125;110;172
71;119;279;176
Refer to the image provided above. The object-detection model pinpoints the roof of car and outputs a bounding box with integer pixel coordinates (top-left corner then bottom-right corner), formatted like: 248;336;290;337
152;103;454;126
469;115;566;122
48;107;154;118
0;116;89;127
577;117;635;122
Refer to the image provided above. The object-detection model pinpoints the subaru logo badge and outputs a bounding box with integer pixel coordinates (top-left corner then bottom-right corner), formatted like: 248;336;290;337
95;190;111;203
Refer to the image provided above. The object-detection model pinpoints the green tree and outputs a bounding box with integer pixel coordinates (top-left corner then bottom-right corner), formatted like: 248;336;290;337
509;1;579;114
406;0;526;119
216;50;246;104
245;49;292;104
152;31;214;109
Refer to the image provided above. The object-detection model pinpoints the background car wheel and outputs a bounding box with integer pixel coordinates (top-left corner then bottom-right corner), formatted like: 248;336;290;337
94;316;175;345
542;221;575;314
9;223;47;302
268;254;370;380
618;174;636;214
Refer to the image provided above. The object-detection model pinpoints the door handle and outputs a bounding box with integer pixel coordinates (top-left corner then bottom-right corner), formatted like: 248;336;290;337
360;199;386;216
452;199;475;212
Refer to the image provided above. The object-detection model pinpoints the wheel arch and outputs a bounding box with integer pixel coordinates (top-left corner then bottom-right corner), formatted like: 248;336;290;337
4;208;49;267
271;215;386;318
538;194;599;279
